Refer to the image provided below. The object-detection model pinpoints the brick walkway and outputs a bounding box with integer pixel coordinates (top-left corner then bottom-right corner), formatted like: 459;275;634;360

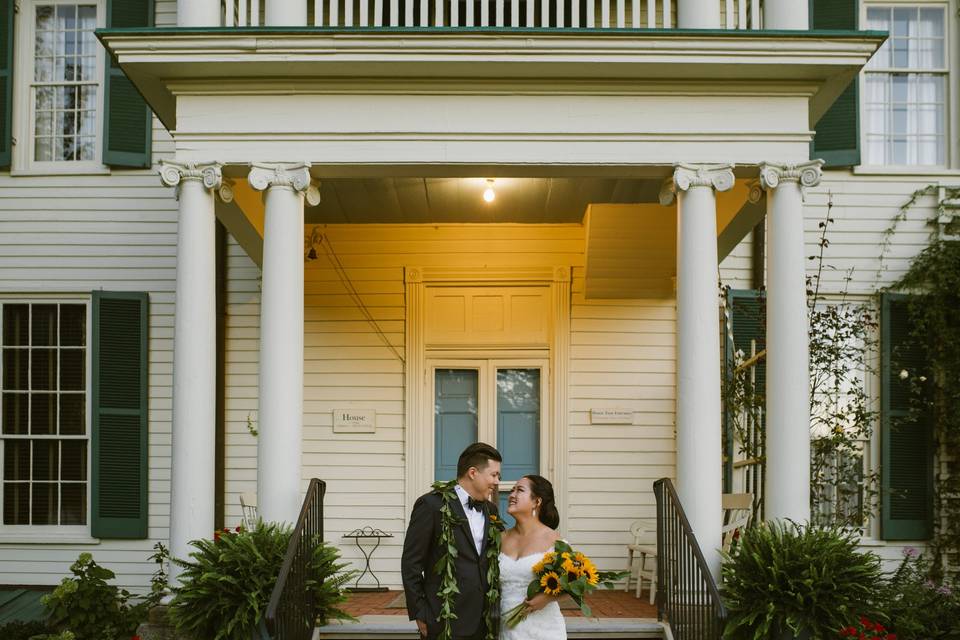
342;589;658;619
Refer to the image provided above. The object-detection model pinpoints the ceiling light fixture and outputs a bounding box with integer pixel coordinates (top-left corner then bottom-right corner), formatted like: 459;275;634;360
483;179;496;203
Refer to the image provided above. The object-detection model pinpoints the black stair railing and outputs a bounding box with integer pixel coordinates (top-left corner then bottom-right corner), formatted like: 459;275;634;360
263;478;327;640
654;478;727;640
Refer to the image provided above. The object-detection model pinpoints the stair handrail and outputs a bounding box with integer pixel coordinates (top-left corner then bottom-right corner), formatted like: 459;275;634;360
653;478;727;640
263;478;327;640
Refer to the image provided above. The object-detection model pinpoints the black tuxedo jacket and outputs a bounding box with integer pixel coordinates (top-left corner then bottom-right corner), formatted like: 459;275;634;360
401;490;498;639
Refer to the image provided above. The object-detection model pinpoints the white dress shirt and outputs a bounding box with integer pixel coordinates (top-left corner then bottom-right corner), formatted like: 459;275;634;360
455;483;486;555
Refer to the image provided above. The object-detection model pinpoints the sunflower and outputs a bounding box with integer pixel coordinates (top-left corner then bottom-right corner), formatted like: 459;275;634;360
561;557;584;582
584;566;600;586
540;571;562;596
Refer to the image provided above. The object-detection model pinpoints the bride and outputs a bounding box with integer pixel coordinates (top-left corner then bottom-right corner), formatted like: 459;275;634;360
499;475;566;640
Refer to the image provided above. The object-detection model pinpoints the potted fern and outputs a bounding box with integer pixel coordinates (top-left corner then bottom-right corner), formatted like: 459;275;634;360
720;521;885;640
169;521;356;640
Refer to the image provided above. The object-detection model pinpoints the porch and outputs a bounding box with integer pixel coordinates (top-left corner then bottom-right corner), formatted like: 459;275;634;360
96;11;883;592
318;589;663;638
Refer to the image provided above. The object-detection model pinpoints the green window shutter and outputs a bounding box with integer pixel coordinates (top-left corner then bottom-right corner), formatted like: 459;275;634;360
92;291;149;539
102;0;154;168
811;0;860;167
0;0;13;169
880;293;934;541
723;290;766;492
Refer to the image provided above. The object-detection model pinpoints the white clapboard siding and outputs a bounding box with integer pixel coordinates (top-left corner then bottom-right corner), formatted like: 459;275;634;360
720;172;943;297
0;172;178;591
0;0;179;586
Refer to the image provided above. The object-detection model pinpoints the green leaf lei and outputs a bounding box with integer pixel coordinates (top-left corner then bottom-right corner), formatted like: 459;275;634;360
431;480;504;640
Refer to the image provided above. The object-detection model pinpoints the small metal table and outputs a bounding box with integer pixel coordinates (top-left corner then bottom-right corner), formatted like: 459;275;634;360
343;526;393;592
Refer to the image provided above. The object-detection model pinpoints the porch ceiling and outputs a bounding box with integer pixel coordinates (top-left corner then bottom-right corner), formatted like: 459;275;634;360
304;177;663;224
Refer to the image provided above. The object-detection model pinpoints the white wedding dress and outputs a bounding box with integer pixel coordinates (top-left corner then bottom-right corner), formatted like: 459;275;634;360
499;553;567;640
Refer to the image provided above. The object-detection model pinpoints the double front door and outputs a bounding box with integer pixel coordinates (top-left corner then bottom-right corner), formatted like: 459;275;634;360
431;359;547;526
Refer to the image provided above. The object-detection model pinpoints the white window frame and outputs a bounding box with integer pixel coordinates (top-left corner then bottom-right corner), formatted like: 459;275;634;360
427;357;550;496
0;296;92;540
859;0;955;171
10;0;109;175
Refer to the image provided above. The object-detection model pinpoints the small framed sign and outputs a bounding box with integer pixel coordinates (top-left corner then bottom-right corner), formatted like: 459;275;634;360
590;408;634;425
333;409;376;433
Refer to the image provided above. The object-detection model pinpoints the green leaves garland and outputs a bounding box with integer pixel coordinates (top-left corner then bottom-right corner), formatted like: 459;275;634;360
431;480;504;640
484;513;506;640
432;480;462;640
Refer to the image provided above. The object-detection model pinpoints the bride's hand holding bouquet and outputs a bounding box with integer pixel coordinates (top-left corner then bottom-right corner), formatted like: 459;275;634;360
503;540;627;627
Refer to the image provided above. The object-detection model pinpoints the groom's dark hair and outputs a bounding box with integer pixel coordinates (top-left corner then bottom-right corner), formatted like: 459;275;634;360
457;442;502;478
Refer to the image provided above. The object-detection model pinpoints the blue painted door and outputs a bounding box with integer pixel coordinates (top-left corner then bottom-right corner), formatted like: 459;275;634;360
495;368;541;527
434;369;478;482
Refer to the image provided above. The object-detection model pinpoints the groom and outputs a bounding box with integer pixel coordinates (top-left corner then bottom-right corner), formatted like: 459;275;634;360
402;442;502;640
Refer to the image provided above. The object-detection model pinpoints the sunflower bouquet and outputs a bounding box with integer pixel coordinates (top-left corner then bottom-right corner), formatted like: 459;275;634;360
503;540;626;627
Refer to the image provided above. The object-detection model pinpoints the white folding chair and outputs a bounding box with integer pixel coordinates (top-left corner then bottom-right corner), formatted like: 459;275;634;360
625;519;657;604
240;491;259;530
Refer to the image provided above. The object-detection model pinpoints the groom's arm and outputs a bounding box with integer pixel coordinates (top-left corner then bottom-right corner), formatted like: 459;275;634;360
401;494;434;624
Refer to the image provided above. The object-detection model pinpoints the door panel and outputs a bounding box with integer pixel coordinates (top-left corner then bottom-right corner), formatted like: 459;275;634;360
434;369;479;482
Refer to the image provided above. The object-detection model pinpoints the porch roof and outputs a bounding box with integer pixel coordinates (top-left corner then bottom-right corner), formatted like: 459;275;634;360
99;28;885;131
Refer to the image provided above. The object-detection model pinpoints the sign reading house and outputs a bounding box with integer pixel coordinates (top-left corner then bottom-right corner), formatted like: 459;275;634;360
333;409;376;433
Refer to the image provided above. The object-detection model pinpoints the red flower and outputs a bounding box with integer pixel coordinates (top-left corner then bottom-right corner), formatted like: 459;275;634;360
214;531;221;541
235;525;242;532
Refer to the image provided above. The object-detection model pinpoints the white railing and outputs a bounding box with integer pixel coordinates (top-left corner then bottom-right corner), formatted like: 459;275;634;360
222;0;761;28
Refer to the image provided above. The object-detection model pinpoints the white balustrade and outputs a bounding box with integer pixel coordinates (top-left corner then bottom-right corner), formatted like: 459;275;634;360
218;0;761;32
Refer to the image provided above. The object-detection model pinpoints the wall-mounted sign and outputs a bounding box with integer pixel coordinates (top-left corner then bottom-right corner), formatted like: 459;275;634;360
590;408;634;425
333;409;376;433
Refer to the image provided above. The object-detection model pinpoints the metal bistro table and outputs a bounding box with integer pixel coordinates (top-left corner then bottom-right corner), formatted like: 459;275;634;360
343;526;393;592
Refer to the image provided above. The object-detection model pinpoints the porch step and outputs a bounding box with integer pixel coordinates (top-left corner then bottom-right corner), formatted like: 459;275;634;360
315;615;666;639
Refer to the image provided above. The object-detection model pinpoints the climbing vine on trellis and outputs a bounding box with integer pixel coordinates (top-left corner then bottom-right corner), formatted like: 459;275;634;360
895;237;960;579
724;195;880;528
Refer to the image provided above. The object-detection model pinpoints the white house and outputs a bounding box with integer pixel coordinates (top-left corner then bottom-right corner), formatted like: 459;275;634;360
0;0;949;594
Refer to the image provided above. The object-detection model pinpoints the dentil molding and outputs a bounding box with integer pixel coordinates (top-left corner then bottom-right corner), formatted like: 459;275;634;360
659;163;735;205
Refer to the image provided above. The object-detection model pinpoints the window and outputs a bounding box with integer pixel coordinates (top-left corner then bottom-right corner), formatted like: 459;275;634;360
31;4;99;162
431;360;547;526
11;0;104;170
1;302;89;528
864;5;948;166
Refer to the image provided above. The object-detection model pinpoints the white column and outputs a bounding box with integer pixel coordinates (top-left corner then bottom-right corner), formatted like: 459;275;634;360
660;163;734;580
161;161;222;583
677;0;719;29
760;161;822;523
177;0;221;26
248;163;314;523
763;0;809;30
266;0;308;25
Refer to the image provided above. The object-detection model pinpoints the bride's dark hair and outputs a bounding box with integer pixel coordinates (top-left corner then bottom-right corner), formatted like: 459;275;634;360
523;474;560;529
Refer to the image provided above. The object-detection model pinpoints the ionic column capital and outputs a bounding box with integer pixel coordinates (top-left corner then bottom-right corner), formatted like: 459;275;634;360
248;162;312;193
159;161;223;191
659;163;735;205
758;160;823;192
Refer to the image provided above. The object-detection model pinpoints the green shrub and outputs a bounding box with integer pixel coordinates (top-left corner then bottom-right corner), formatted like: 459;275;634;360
0;619;49;640
720;521;884;639
41;553;151;640
876;548;960;639
169;522;356;640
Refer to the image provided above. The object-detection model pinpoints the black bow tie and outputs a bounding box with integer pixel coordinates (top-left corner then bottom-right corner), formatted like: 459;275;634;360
467;497;485;512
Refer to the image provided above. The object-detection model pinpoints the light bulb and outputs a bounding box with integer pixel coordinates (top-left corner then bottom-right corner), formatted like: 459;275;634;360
483;179;496;203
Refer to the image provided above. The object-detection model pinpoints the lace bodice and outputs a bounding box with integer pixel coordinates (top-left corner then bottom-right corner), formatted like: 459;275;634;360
498;553;567;640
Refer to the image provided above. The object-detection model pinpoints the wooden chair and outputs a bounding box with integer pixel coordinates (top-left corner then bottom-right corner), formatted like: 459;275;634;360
721;493;753;553
240;491;259;530
625;519;657;604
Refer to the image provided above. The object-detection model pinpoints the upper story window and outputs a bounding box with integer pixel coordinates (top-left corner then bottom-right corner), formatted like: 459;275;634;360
12;0;104;171
32;4;99;163
863;5;948;166
1;302;89;529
